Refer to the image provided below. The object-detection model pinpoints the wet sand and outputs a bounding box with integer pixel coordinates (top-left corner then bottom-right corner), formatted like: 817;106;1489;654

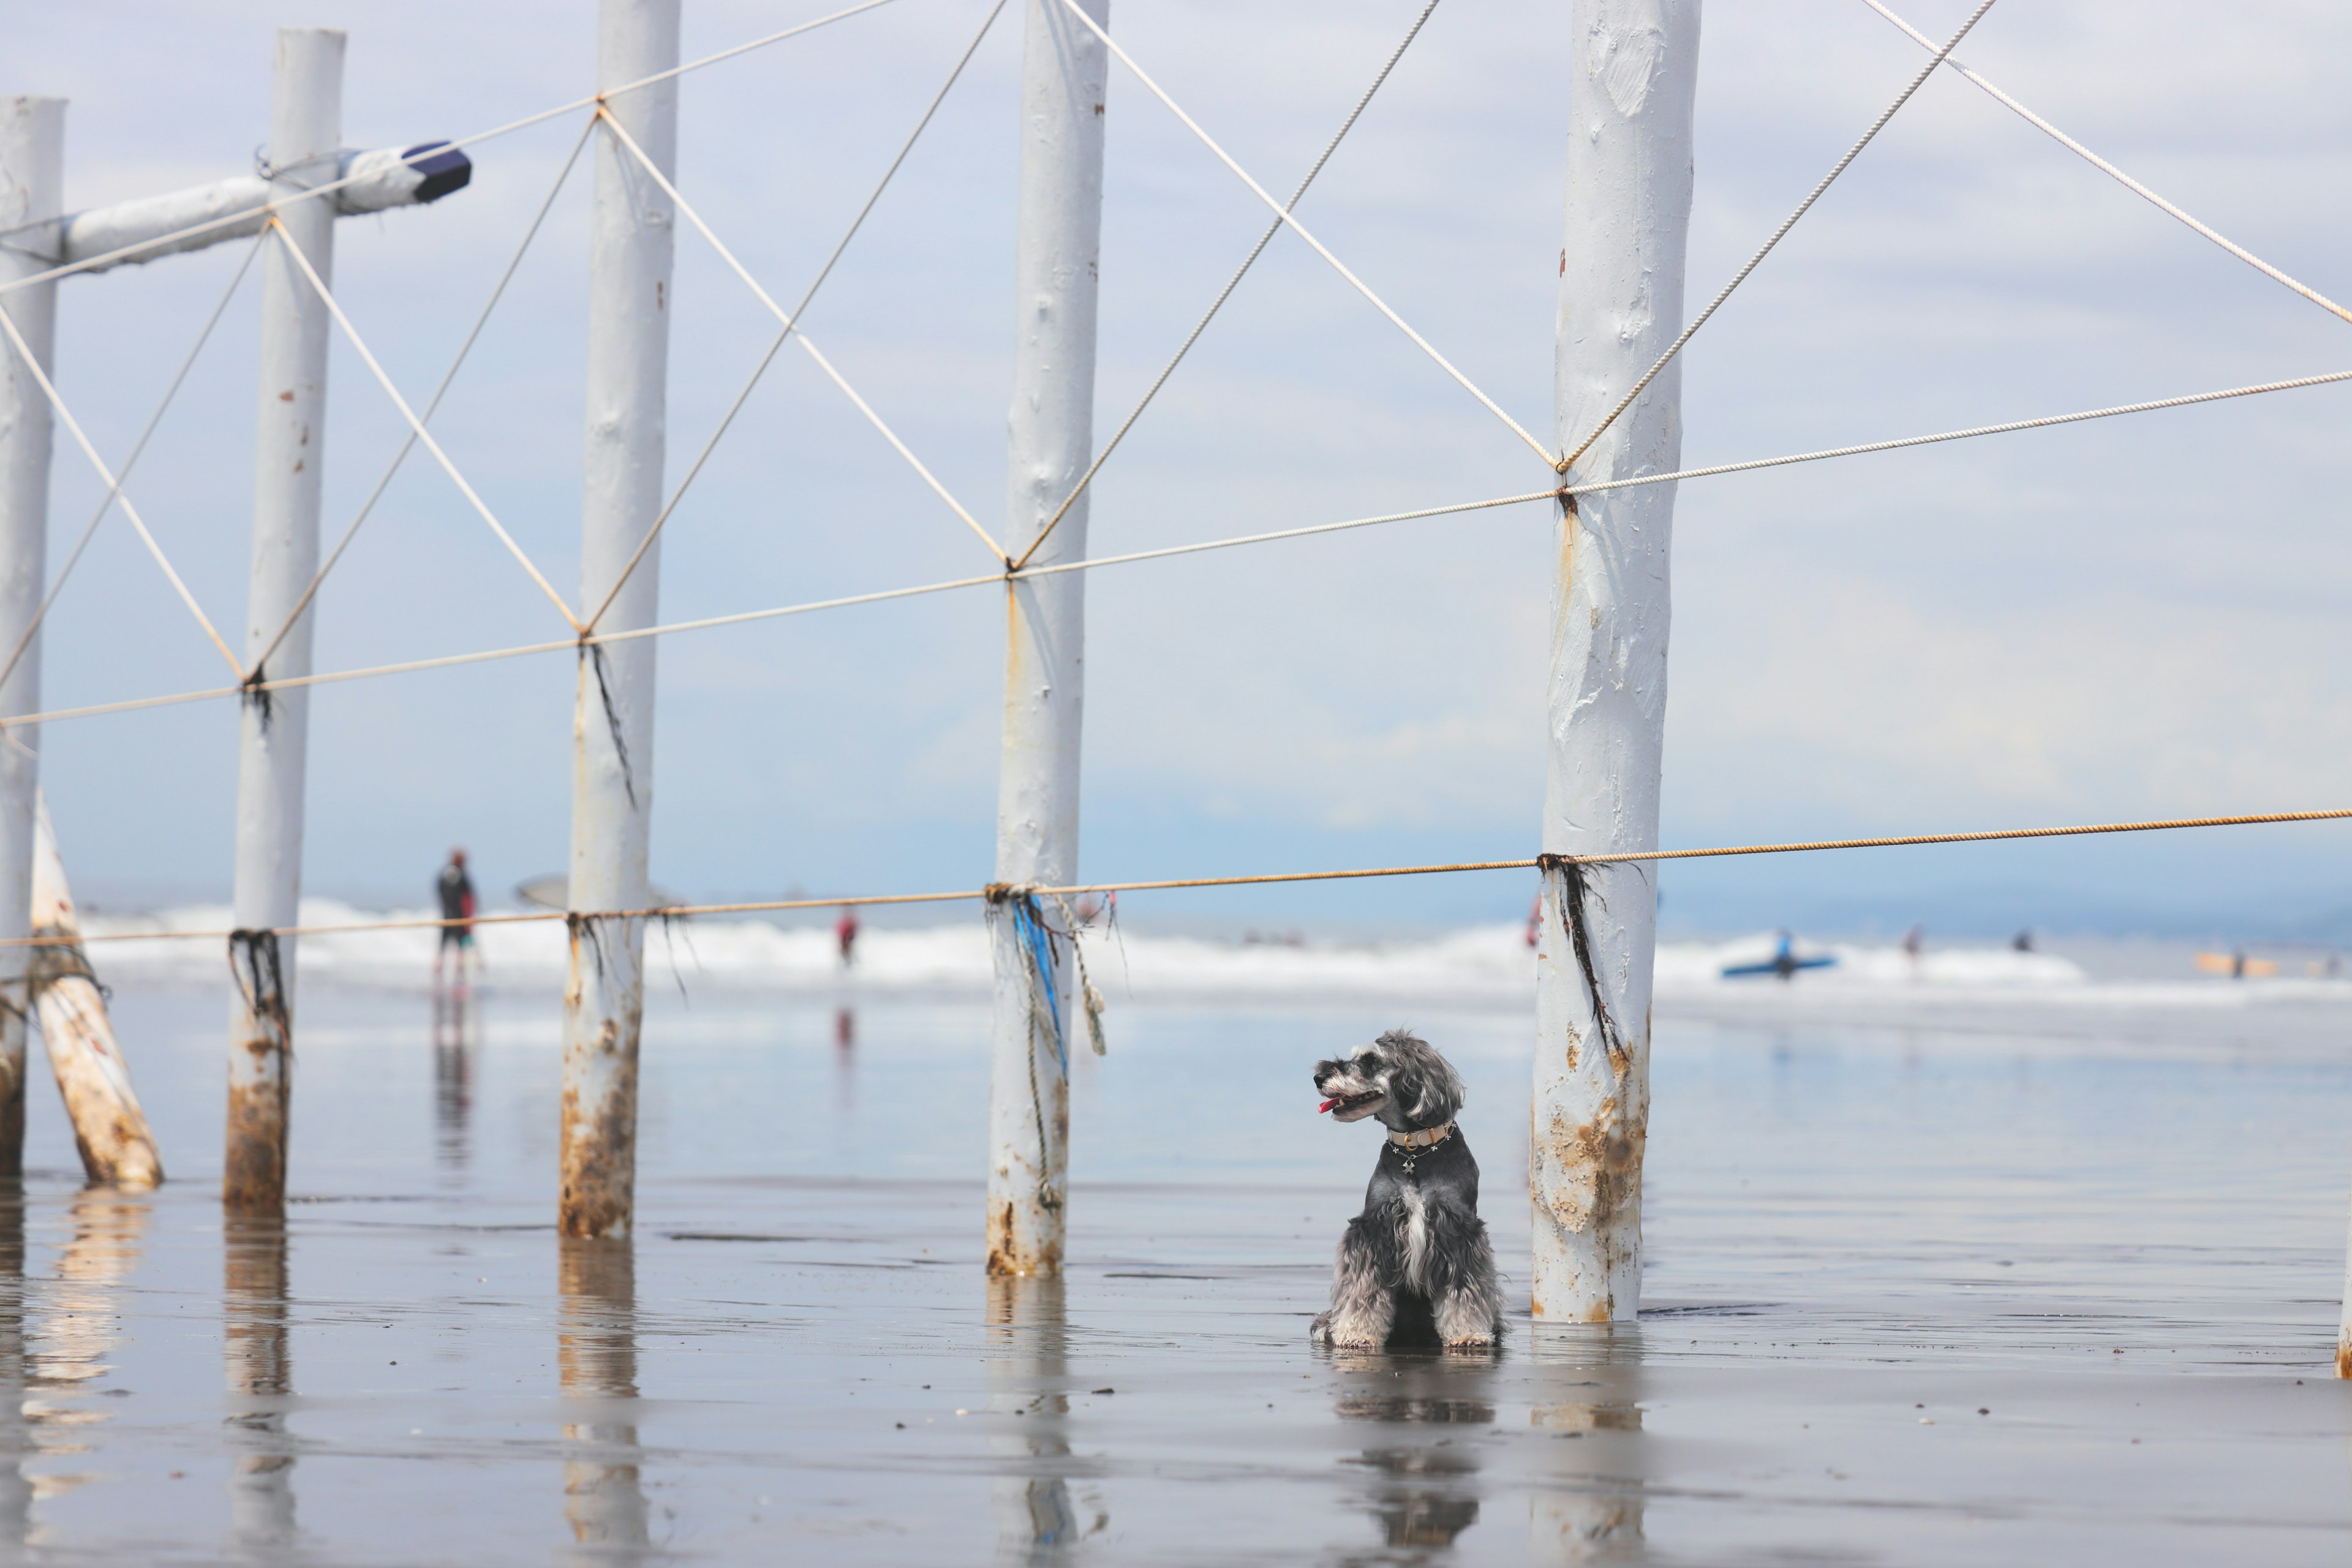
1;984;2347;1562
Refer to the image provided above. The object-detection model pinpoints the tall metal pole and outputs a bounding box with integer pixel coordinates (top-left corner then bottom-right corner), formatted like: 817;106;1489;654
0;98;63;1177
1530;0;1699;1322
984;0;1109;1280
560;0;677;1240
225;28;343;1213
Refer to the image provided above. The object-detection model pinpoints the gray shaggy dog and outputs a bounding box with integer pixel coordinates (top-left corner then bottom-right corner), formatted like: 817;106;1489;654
1310;1030;1502;1349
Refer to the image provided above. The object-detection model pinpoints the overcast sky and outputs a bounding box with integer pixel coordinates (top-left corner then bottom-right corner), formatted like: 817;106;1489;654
13;0;2352;936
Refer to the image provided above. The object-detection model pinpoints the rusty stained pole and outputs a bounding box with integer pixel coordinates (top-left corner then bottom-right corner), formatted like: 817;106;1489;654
985;0;1109;1278
225;29;344;1213
560;0;678;1240
1529;0;1700;1323
0;97;64;1177
31;794;162;1188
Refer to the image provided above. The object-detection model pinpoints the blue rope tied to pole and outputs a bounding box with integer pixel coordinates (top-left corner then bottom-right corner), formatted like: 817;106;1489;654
1010;892;1067;1077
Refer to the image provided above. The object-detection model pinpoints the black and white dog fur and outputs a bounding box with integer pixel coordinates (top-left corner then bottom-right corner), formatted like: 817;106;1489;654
1311;1030;1503;1349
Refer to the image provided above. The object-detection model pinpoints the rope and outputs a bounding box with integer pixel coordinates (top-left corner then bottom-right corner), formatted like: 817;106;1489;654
1564;369;2352;500
251;115;600;680
12;336;2352;736
0;0;901;296
1048;892;1108;1055
595;109;1005;564
0;294;245;678
264;220;583;632
0;230;264;699
585;0;1012;633
13;807;2349;951
1054;0;1554;470
1008;0;1446;573
1558;0;1999;477
1861;0;2352;331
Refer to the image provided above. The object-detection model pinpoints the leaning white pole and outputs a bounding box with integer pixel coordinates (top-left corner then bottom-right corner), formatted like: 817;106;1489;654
0;97;65;1177
31;794;162;1188
984;0;1109;1278
225;28;343;1213
1529;0;1700;1323
560;0;678;1240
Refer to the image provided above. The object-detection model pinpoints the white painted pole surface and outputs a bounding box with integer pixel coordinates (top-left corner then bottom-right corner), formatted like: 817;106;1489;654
986;0;1109;1278
561;0;678;1240
2337;1199;2352;1378
225;29;343;1213
57;142;472;274
31;794;162;1188
0;97;64;1176
1530;0;1700;1323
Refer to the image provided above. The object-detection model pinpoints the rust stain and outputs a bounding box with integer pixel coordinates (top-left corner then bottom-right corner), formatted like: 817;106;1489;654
1539;1095;1646;1236
2338;1335;2352;1381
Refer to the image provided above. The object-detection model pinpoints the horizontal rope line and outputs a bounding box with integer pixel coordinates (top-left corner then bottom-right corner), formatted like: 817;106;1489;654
15;350;2348;733
1565;368;2352;498
18;807;2345;949
0;491;1554;729
0;0;897;295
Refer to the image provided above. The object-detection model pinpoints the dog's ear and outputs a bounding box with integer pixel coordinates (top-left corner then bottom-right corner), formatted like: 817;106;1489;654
1376;1030;1463;1128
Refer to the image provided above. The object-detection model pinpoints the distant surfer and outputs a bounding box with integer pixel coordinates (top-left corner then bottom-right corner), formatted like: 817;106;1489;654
436;848;477;987
1902;923;1924;963
836;906;860;968
2011;929;2034;953
1525;895;1542;949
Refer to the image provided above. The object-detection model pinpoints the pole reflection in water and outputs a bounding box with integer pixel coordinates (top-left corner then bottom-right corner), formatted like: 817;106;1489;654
431;986;475;1174
0;1184;27;1545
224;1215;296;1553
1526;1326;1646;1562
984;1276;1103;1561
24;1186;151;1514
1330;1348;1498;1557
557;1238;650;1558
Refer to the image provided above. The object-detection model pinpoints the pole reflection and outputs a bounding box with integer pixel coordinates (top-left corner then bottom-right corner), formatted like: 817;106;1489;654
224;1215;296;1553
431;986;475;1176
1525;1325;1647;1562
24;1185;151;1514
1329;1347;1499;1558
0;1183;27;1547
557;1237;650;1559
984;1275;1102;1561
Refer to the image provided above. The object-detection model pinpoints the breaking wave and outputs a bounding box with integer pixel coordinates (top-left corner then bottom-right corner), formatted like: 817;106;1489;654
69;903;2352;1014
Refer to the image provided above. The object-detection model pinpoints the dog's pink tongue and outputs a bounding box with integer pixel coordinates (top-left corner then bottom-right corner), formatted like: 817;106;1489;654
1318;1098;1339;1114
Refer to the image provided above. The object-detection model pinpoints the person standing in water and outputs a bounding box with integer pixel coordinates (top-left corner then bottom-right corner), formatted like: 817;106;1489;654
436;848;478;988
835;906;860;968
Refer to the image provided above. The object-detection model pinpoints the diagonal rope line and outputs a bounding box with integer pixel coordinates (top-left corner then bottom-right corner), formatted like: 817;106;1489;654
266;221;582;631
587;0;1011;633
1053;0;1553;470
1862;0;2352;329
597;108;1006;563
10;345;2351;736
252;114;598;679
12;808;2351;948
1564;368;2352;498
1558;0;1999;477
0;0;902;297
1009;0;1445;573
0;232;263;698
0;297;243;677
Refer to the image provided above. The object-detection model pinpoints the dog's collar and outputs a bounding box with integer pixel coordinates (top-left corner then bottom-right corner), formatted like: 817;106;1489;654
1387;1123;1453;1150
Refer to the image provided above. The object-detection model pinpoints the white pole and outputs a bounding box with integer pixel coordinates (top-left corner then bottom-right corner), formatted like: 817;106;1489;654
2337;1199;2352;1378
0;97;64;1177
1530;0;1700;1323
31;793;163;1188
986;0;1109;1278
225;28;343;1213
561;0;678;1240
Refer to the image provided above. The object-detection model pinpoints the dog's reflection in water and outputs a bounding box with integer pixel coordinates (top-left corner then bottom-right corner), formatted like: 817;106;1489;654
1330;1346;1500;1555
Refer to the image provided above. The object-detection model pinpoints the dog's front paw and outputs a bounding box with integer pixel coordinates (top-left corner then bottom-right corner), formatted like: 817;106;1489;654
1442;1331;1496;1349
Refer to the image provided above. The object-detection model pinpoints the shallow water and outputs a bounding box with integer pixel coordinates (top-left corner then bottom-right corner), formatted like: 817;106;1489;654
4;981;2350;1563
